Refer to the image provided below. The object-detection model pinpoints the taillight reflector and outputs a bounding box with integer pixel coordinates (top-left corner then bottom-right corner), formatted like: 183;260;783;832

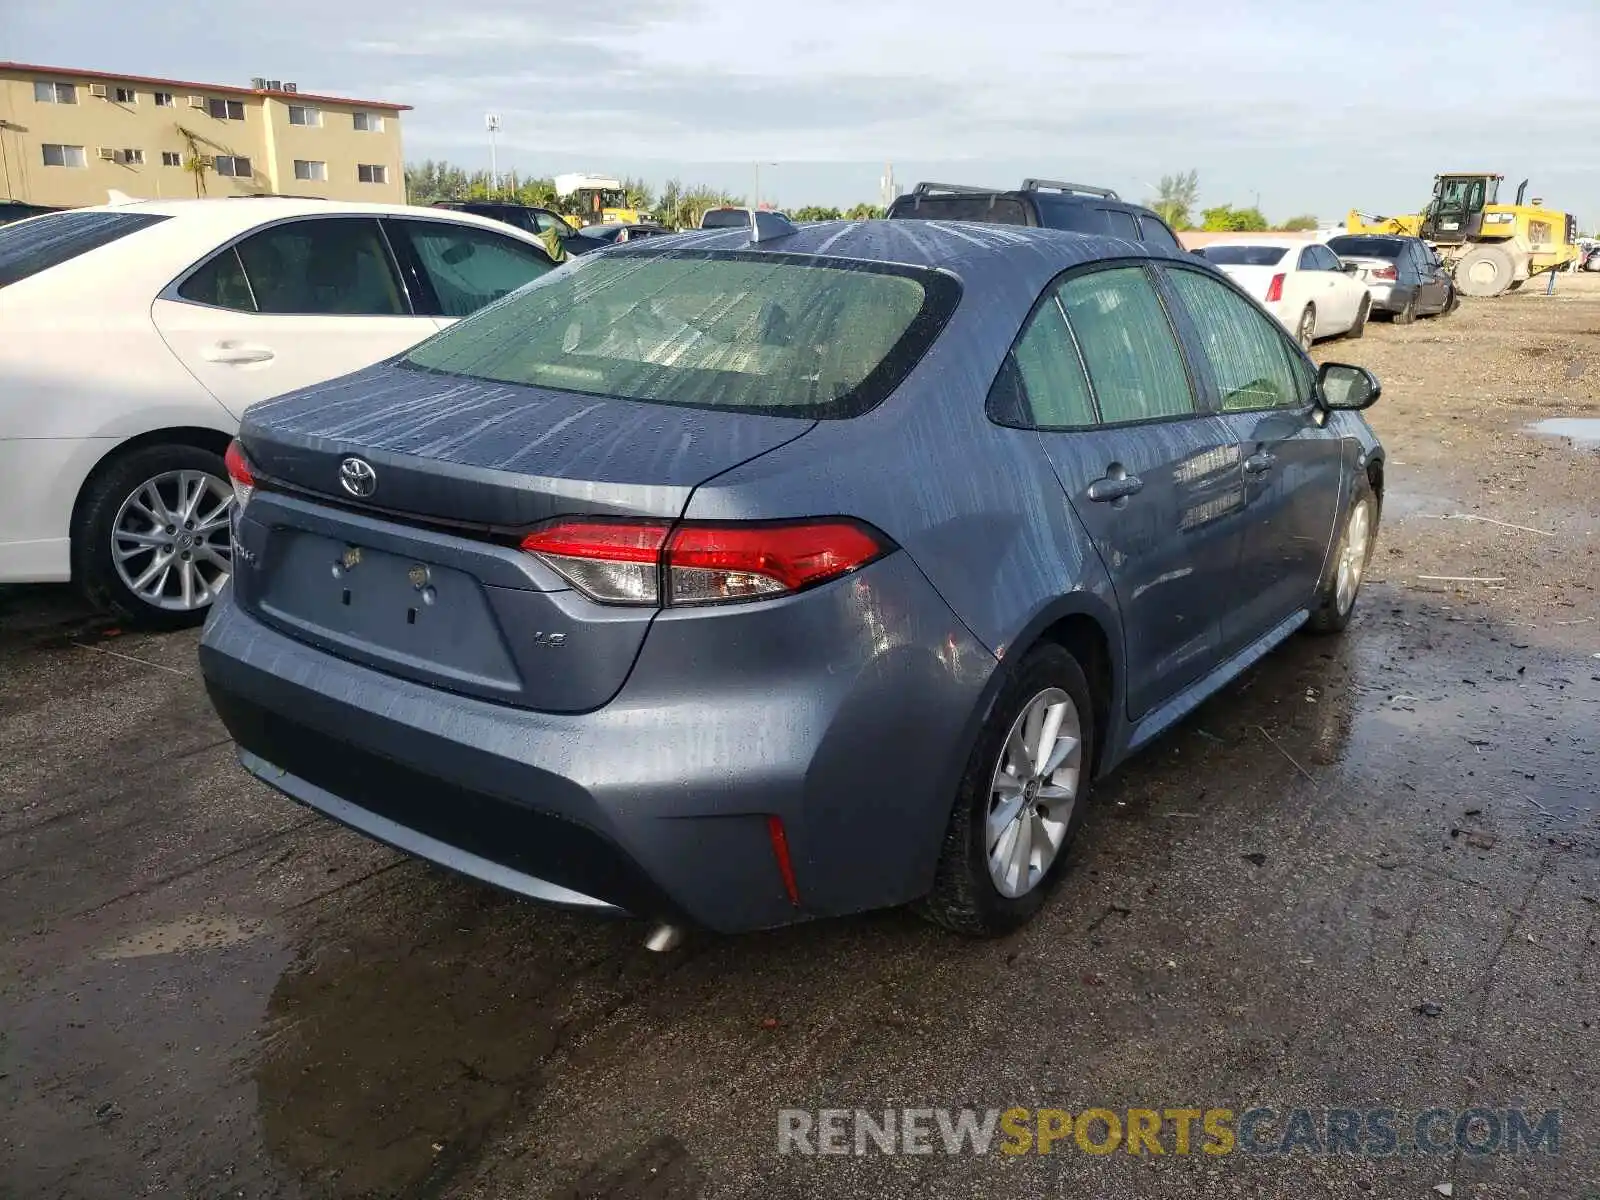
1264;273;1285;303
519;518;889;607
767;814;801;906
224;439;255;509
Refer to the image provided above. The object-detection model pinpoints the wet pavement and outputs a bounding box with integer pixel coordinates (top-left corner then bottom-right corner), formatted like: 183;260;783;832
3;294;1599;1199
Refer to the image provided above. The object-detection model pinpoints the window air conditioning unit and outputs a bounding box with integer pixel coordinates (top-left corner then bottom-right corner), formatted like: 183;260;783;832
266;80;282;91
251;77;266;90
188;95;206;108
97;147;118;161
89;83;109;98
283;82;298;93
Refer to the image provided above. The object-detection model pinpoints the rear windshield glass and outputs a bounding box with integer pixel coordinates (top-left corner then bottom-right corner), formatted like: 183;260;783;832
699;209;750;228
1197;245;1290;266
1326;237;1405;258
0;211;169;287
404;250;960;419
890;196;1031;225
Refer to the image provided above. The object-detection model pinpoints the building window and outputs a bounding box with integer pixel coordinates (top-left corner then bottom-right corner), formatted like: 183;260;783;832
154;91;174;107
121;149;146;165
293;159;327;182
352;112;383;133
42;144;88;168
34;81;77;104
214;155;253;178
357;163;388;184
162;151;183;167
287;104;322;127
206;98;246;121
114;86;137;103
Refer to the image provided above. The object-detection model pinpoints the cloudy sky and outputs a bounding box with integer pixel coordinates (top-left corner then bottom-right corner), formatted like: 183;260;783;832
6;0;1597;222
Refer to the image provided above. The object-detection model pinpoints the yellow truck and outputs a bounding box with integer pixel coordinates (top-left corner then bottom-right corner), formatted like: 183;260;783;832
1346;173;1579;297
553;173;652;227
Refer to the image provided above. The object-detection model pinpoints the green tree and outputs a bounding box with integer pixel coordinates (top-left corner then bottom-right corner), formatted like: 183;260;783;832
175;126;216;197
1152;170;1199;229
621;176;655;213
844;203;886;220
792;205;843;222
1201;204;1269;232
1278;214;1318;232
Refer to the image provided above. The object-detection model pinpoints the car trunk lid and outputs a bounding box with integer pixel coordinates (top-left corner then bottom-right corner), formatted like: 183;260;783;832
1333;254;1400;283
1211;264;1284;302
231;361;815;711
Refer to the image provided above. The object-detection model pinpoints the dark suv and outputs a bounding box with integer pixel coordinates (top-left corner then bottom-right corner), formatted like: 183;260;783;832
888;179;1183;251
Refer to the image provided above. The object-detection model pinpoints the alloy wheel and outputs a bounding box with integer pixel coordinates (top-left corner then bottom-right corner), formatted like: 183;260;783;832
986;687;1082;898
1297;309;1315;349
1334;498;1372;616
111;470;234;612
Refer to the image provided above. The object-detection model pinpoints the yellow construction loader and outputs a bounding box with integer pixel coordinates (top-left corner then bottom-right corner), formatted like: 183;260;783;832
553;173;652;227
1347;173;1579;297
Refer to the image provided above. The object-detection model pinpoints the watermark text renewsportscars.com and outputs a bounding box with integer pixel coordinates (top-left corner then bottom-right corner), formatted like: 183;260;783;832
777;1107;1561;1157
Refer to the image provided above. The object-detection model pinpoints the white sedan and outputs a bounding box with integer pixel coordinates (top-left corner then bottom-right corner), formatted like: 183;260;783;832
1194;239;1372;348
0;198;555;627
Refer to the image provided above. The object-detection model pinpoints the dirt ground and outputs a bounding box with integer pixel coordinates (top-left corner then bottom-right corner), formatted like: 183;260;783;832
1;277;1597;1200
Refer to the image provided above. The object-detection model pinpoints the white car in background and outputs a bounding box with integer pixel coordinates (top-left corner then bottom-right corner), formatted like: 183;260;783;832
0;198;555;627
1194;238;1372;349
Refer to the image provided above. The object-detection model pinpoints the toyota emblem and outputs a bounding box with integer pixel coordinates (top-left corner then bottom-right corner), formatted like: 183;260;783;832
339;457;377;499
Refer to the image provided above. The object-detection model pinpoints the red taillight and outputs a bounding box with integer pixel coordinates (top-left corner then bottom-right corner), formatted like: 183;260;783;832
520;519;669;605
1371;265;1398;281
224;439;255;509
1264;273;1285;303
519;517;889;606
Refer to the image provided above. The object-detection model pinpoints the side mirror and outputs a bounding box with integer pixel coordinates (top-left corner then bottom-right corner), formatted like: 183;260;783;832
1318;362;1381;411
1190;248;1207;257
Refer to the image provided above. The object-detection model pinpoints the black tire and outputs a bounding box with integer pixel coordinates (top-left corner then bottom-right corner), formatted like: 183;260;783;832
919;644;1096;936
73;442;231;631
1393;293;1417;325
1306;475;1378;635
1345;296;1369;340
1295;305;1316;350
1440;286;1459;316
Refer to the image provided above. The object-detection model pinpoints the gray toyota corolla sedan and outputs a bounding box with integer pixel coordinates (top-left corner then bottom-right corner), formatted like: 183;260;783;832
200;218;1385;938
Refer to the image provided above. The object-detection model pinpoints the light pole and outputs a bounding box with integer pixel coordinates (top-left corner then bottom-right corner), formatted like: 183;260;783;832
754;160;777;210
485;112;502;196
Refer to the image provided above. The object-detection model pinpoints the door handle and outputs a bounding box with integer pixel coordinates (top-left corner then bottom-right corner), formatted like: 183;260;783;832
1087;471;1144;503
1244;451;1277;475
200;342;275;365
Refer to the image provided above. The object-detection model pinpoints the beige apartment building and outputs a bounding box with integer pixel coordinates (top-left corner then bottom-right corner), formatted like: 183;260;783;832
0;62;409;208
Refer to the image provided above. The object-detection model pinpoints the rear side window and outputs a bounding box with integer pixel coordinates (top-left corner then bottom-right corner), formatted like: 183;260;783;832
405;250;960;419
391;220;552;317
1137;216;1182;251
1164;268;1302;411
890;196;1031;225
233;218;407;315
700;209;751;228
1058;268;1194;422
1009;294;1097;428
1038;203;1105;234
0;211;168;287
1103;210;1140;240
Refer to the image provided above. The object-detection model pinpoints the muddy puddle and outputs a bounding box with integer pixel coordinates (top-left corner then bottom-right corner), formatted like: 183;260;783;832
1527;416;1600;449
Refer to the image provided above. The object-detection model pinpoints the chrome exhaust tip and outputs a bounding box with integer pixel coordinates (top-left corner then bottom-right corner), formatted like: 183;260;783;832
644;923;684;953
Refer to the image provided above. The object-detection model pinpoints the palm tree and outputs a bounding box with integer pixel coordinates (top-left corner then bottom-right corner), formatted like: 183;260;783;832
1153;171;1199;230
175;125;212;198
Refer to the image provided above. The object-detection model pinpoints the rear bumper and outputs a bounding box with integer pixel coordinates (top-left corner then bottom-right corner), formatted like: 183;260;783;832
199;553;997;933
1364;283;1414;313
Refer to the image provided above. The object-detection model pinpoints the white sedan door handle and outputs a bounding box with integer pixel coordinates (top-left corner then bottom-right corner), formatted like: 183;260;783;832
201;341;275;365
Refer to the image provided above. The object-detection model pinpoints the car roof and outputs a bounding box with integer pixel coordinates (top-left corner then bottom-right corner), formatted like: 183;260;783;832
66;197;535;242
620;218;1189;296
